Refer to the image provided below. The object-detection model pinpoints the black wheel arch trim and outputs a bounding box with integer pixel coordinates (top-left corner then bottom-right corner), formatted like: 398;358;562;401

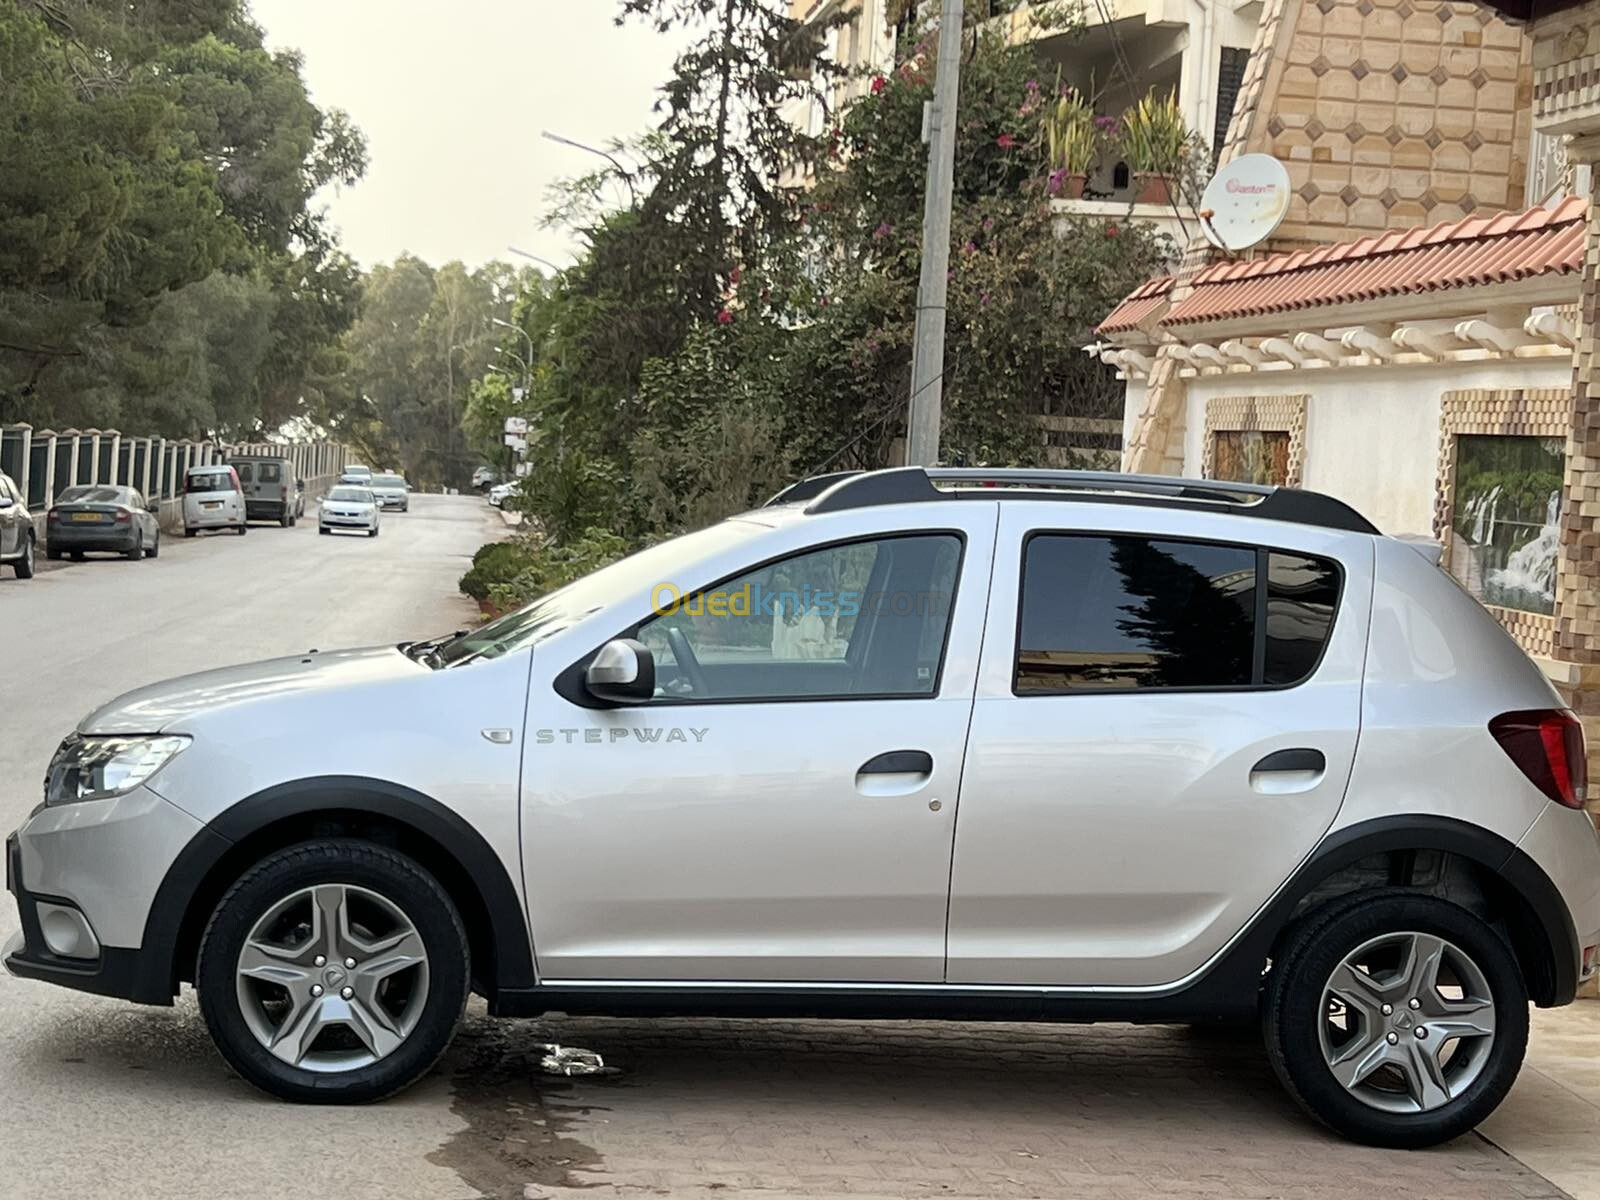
139;775;535;1005
1204;813;1579;1011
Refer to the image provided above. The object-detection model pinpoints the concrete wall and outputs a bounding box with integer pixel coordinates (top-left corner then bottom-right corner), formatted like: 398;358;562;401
1122;355;1574;534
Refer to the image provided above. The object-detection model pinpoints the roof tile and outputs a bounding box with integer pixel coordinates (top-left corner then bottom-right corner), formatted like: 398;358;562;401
1140;198;1587;330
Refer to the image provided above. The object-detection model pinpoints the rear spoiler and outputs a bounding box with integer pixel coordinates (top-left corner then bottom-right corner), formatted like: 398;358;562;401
1391;534;1444;567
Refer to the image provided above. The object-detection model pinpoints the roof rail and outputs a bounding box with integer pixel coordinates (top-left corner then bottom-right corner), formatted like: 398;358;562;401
764;470;861;507
798;467;1377;534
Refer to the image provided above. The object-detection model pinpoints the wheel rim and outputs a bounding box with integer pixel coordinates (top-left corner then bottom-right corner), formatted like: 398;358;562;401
1318;930;1497;1113
234;883;430;1073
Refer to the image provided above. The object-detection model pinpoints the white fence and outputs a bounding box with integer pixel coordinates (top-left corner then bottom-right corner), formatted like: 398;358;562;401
0;424;348;535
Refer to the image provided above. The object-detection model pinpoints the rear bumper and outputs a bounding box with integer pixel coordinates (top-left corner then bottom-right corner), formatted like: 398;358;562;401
45;525;137;551
244;499;286;520
1517;805;1600;999
186;508;242;529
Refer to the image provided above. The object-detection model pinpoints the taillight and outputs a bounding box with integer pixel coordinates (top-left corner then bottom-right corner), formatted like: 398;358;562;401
1489;709;1588;809
113;507;131;524
47;509;60;523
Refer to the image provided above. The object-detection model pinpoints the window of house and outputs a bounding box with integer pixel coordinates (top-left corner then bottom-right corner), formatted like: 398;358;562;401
1212;429;1290;486
1448;434;1564;616
636;534;961;702
1015;534;1340;694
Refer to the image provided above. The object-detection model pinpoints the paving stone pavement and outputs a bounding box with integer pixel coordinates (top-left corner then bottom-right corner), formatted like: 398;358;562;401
434;1012;1572;1200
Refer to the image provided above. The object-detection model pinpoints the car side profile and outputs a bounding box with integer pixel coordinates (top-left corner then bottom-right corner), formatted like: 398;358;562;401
0;471;35;579
6;468;1597;1147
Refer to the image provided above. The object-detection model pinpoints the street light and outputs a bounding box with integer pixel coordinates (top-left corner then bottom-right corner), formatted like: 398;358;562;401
508;246;565;274
541;130;638;207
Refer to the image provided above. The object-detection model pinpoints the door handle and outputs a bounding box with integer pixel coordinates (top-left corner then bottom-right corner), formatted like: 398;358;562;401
858;750;933;775
1252;749;1326;774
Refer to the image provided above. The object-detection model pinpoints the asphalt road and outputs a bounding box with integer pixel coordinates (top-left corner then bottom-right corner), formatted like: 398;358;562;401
0;494;1592;1200
0;495;501;1200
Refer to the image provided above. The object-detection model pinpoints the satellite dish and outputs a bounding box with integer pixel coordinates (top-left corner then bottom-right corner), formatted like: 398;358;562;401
1198;154;1292;251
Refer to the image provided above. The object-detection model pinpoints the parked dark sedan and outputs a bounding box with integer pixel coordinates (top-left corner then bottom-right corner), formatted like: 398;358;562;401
45;485;162;561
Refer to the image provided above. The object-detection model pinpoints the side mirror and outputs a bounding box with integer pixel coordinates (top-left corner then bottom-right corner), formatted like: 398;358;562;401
585;638;655;705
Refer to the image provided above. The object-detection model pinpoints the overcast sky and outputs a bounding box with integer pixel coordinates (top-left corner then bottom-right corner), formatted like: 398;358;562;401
250;0;689;271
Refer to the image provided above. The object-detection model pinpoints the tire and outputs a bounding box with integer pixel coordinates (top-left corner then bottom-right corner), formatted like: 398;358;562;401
195;839;469;1104
185;527;197;539
368;526;379;538
319;525;330;536
148;533;159;559
46;545;62;561
125;535;144;562
13;534;35;579
238;523;248;536
69;550;84;561
1262;891;1527;1148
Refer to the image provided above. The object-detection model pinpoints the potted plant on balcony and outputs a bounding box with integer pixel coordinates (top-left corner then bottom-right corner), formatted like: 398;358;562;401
1042;88;1097;199
1120;90;1189;206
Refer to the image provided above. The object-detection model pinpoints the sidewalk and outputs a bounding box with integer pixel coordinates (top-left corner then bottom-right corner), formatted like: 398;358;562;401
1483;1002;1600;1200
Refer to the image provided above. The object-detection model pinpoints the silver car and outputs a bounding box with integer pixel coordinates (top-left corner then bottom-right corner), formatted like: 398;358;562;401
6;468;1598;1145
367;473;409;512
317;485;380;538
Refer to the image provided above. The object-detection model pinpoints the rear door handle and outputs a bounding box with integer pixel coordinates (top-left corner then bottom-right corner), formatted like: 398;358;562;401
1252;749;1326;773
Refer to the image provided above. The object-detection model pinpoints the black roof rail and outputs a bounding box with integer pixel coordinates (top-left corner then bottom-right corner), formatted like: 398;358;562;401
764;471;861;507
800;467;1377;534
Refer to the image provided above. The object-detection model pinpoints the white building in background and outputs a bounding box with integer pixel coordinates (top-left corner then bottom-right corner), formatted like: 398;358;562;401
788;0;1262;230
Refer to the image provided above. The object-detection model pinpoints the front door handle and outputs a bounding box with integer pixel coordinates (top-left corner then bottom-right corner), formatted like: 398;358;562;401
855;749;933;797
1252;749;1326;774
859;750;933;775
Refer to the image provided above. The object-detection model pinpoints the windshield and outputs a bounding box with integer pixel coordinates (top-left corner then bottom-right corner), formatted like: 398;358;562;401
435;519;769;667
57;486;125;505
328;487;373;503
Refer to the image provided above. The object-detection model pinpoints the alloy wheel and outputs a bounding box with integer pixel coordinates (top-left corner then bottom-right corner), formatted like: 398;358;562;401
234;883;430;1073
1318;930;1496;1113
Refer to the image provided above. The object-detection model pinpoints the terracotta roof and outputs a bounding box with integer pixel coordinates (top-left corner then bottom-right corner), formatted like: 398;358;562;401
1095;274;1176;335
1158;197;1589;328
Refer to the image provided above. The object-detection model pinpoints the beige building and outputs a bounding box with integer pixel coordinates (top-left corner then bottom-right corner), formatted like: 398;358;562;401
1104;0;1600;805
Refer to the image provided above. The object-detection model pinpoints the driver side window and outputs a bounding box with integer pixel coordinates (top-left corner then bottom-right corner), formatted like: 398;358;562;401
636;533;961;702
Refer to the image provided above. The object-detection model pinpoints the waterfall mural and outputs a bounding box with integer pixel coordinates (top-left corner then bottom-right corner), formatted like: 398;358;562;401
1450;435;1564;616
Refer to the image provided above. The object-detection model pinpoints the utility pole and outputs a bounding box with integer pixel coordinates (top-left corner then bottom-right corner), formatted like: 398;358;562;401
906;0;964;468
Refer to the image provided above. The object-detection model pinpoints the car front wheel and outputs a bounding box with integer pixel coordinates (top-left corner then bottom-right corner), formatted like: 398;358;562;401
14;533;34;578
196;839;469;1103
1263;891;1526;1148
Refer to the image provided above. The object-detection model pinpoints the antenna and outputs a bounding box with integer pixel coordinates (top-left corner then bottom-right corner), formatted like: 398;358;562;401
1198;154;1292;252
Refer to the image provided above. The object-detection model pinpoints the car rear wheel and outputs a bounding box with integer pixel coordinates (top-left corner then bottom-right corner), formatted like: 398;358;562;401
45;544;62;561
125;535;144;562
147;532;159;559
185;527;197;539
13;534;34;579
196;840;469;1104
1263;891;1526;1148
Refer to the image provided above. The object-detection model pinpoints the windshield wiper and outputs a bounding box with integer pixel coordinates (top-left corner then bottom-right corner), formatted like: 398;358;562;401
401;631;465;670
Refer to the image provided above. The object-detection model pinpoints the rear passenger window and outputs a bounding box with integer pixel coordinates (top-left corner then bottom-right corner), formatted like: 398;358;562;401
235;463;253;483
258;463;281;483
1015;535;1340;694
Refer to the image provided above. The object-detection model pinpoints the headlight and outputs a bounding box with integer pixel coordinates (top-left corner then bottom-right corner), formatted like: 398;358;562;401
44;734;190;806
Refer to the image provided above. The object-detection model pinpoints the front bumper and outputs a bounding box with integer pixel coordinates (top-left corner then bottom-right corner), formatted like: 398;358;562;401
4;787;206;1005
320;515;376;529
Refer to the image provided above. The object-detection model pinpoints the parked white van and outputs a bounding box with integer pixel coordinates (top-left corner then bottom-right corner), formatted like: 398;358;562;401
182;465;247;537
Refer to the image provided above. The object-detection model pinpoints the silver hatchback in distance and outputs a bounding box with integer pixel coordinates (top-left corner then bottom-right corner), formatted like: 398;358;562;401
367;473;409;512
5;468;1598;1146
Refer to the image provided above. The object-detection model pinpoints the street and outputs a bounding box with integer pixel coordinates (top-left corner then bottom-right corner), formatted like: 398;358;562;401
0;493;1592;1199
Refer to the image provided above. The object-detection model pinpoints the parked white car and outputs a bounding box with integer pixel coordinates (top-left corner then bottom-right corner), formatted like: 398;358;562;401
182;466;247;537
487;481;517;508
6;468;1598;1149
317;485;380;538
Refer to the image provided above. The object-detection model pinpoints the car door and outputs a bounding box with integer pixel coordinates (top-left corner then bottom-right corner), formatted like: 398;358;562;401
520;508;998;984
0;476;18;555
946;502;1371;988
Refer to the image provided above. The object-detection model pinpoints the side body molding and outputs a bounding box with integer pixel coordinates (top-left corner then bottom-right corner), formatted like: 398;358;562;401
141;776;536;1005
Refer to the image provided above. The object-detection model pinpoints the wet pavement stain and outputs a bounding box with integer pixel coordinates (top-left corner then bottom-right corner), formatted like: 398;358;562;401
428;1020;618;1199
